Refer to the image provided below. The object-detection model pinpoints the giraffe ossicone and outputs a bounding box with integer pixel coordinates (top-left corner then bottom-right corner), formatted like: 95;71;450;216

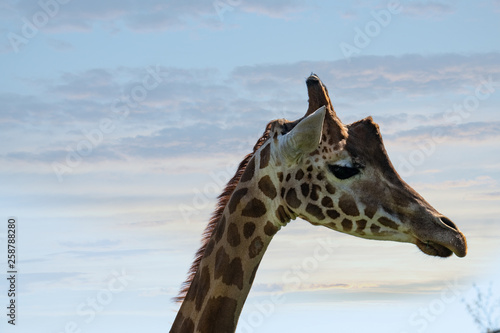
170;74;467;333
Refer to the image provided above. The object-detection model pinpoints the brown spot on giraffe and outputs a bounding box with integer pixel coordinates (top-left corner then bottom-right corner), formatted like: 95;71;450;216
300;183;310;197
204;239;216;257
364;205;377;219
306;203;325;220
214;247;244;290
196;266;211;310
198;296;238;333
378;216;399;230
370;223;382;235
264;221;279;236
180;317;195;333
356;219;367;234
277;172;283;182
259;144;271;169
249;262;260;285
321;196;334;208
285;188;301;209
310;184;321;201
295;169;304;181
275;205;291;223
309;149;320;156
325;183;336;195
215;216;226;242
240;157;255;183
241;198;267;218
249;236;264;259
258;175;277;199
227;223;241;247
227;258;244;290
327;209;340;219
243;222;256;239
326;222;339;230
214;247;229;278
171;313;194;333
184;265;211;311
228;188;248;214
341;218;353;232
338;193;360;216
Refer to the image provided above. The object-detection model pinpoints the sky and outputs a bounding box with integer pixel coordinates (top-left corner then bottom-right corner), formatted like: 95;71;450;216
0;0;500;332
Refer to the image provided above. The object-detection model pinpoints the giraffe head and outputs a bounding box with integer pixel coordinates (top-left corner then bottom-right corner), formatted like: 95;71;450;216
267;74;467;258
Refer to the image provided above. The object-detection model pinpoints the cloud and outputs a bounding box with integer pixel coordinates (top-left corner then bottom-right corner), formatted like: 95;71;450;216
414;176;496;190
5;53;498;128
2;53;499;175
5;145;125;165
45;37;73;50
60;239;121;248
495;0;500;12
401;0;456;18
284;283;352;292
125;220;171;228
251;282;352;294
239;0;305;18
389;121;500;143
52;68;120;100
58;248;163;259
231;53;500;101
469;191;500;201
22;272;85;287
4;0;305;35
0;92;65;126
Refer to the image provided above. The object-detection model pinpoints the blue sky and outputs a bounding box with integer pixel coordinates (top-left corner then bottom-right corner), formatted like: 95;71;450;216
1;0;500;332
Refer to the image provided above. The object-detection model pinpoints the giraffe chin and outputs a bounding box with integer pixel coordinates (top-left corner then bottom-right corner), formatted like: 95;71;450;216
415;240;454;258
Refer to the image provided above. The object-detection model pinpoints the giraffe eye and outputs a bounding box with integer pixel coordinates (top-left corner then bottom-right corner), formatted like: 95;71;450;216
328;164;361;180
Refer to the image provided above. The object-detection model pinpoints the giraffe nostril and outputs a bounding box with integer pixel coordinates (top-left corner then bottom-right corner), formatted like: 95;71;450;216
440;217;457;230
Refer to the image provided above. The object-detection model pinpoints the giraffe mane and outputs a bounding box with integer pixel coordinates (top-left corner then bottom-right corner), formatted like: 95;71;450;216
174;121;273;303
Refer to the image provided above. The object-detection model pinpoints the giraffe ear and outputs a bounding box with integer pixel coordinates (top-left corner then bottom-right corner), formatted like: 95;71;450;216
280;106;326;163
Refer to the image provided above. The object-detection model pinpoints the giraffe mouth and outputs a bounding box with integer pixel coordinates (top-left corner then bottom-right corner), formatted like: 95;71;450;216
415;240;454;258
412;216;467;258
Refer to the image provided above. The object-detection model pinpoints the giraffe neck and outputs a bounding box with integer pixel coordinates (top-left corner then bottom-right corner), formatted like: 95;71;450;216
171;148;294;333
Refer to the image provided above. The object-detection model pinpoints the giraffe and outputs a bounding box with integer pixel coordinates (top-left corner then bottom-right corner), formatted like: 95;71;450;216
170;74;467;333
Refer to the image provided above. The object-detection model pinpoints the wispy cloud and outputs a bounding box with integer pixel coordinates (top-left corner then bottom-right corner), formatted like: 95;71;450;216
414;176;496;190
46;38;73;51
239;0;306;18
3;0;306;35
467;191;500;201
231;53;500;100
401;0;456;18
252;282;352;294
60;239;122;248
2;53;499;177
389;121;500;143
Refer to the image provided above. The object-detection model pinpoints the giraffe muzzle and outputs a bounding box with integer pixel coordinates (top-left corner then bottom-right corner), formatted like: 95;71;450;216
414;216;467;258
